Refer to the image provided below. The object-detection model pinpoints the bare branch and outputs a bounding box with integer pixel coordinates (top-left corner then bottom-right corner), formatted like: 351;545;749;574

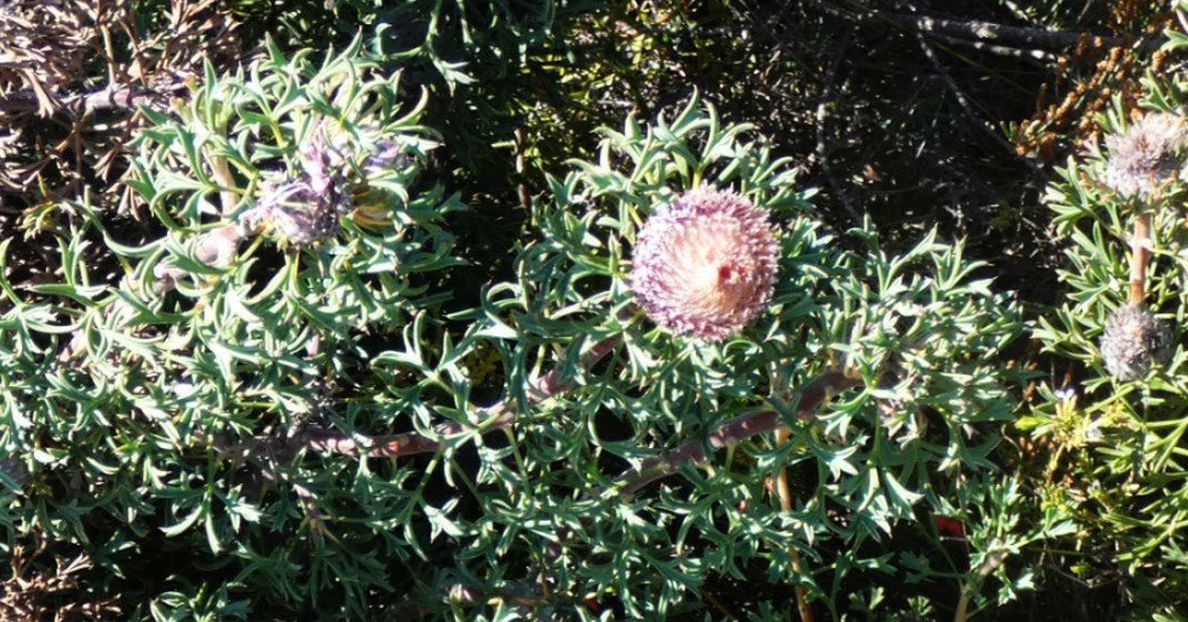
613;370;862;499
819;0;1149;52
0;83;159;116
225;335;622;461
925;31;1058;63
814;30;859;225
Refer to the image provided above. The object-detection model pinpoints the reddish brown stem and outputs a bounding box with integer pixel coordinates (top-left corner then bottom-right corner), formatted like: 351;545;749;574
275;335;621;459
1130;212;1150;306
615;371;862;499
953;550;1007;622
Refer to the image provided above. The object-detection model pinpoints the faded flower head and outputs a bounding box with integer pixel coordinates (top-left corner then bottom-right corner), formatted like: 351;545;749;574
629;187;779;340
1100;304;1172;380
1104;112;1187;199
240;128;350;244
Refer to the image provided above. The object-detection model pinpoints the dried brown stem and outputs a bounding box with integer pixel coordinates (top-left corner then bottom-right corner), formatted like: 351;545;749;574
615;371;862;499
0;84;159;116
1130;212;1150;305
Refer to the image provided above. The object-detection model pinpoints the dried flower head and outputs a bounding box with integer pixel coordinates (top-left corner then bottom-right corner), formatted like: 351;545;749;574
629;187;779;340
1100;304;1172;380
240;129;350;244
1104;112;1187;199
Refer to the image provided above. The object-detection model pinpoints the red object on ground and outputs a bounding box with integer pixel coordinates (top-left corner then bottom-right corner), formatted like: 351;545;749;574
934;514;966;538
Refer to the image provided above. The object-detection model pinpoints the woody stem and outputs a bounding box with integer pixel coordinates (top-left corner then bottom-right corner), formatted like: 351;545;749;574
775;428;815;622
1129;212;1150;305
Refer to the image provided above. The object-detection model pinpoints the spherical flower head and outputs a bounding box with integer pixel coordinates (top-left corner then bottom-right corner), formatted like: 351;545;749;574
1100;304;1172;380
1104;112;1187;199
629;187;779;340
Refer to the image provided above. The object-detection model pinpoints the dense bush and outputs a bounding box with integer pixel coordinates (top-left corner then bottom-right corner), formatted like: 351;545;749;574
1025;28;1188;616
4;1;1188;621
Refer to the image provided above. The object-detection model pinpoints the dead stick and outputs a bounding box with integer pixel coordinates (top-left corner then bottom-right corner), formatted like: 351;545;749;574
819;0;1146;51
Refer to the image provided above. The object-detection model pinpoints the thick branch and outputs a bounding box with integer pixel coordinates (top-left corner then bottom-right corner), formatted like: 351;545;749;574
614;371;862;499
925;31;1056;63
0;84;157;117
819;0;1143;52
228;335;622;461
888;13;1124;51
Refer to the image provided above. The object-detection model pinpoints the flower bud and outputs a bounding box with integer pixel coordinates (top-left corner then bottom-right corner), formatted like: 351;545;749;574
1100;304;1172;380
194;224;242;268
629;187;779;340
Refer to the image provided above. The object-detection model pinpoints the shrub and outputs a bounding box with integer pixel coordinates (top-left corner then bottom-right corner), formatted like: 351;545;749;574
0;26;1047;609
1026;20;1188;616
442;96;1038;620
1;36;459;619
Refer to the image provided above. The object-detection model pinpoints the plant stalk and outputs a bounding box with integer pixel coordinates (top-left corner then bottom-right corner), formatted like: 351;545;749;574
774;427;815;622
615;371;862;499
1130;212;1150;306
953;550;1007;622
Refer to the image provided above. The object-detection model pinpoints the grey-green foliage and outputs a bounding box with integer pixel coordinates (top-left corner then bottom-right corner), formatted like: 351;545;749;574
432;96;1031;619
1028;45;1188;612
2;41;1033;620
1;36;462;619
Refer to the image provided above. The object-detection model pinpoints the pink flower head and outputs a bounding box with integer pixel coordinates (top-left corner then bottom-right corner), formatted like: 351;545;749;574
629;187;779;340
